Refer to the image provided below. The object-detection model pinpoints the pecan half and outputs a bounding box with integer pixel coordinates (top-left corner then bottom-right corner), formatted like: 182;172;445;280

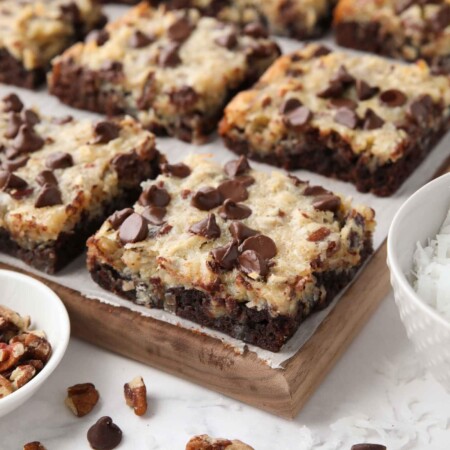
65;383;100;417
124;376;147;416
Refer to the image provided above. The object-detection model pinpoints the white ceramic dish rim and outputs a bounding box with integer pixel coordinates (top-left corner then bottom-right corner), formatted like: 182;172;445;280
0;269;70;410
387;172;450;331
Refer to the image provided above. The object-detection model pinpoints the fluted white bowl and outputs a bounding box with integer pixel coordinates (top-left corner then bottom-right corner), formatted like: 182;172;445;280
387;173;450;390
0;270;70;417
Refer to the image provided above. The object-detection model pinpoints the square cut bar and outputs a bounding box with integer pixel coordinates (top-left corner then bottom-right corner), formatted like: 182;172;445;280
0;94;164;274
48;3;281;144
334;0;450;75
87;154;375;352
219;44;450;197
0;0;106;88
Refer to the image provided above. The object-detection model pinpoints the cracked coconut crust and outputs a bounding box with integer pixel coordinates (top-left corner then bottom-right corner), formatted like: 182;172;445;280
219;44;450;196
0;0;106;88
87;154;375;351
0;94;163;273
48;3;280;143
335;0;450;74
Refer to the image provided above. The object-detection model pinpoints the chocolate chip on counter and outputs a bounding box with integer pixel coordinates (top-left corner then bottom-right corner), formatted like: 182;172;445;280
217;180;249;202
279;97;302;115
139;185;171;207
379;89;407;107
108;208;134;230
408;94;434;124
238;250;269;277
3;93;23;113
334;107;359;129
189;213;221;239
169;86;198;108
234;175;255;187
168;16;193;42
224;156;251;177
36;170;57;186
119;213;148;244
13;125;44;153
328;98;358;110
141;206;167;225
5;113;23;139
215;30;238;49
229;222;259;243
34;184;63;208
283;105;312;128
239;235;277;259
46;152;73;170
430;4;450;33
219;199;252;220
363;109;385;130
87;416;122;450
92;121;120;144
158;42;181;67
161;162;191;178
129;30;154;48
0;171;28;190
356;79;379;101
243;22;269;39
191;186;223;211
312;45;331;57
87;29;110;46
312;194;341;213
4;155;29;172
350;444;387;450
210;241;239;270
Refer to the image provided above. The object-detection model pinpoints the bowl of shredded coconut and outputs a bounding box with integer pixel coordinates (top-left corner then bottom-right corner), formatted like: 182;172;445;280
388;172;450;391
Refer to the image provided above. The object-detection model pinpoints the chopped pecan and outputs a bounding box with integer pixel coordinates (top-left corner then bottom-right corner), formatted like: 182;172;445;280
0;341;25;371
307;227;331;242
124;376;147;416
10;332;52;363
10;364;36;389
23;442;46;450
65;383;100;417
0;374;13;398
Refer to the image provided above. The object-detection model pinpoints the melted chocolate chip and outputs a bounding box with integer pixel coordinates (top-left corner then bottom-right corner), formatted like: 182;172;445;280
350;445;386;450
139;185;171;207
408;94;434;124
224;156;251;177
334;107;359;129
3;155;28;172
356;80;379;101
129;30;154;48
217;180;249;202
0;171;27;190
34;184;63;208
379;89;407;107
210;241;239;270
312;194;341;213
328;98;358;110
234;175;255;187
239;235;277;259
215;30;238;49
119;213;148;244
229;222;259;243
92;121;120;144
3;94;23;113
141;206;167;225
5;113;23;139
238;250;269;277
36;170;57;186
87;29;110;46
219;199;252;220
159;42;181;67
279;98;302;115
303;185;329;196
87;416;122;450
108;208;134;230
168;17;193;42
191;187;223;211
161;162;191;178
13;125;44;153
283;105;312;128
46;152;73;170
243;22;269;39
170;86;198;108
363;109;385;130
189;213;221;239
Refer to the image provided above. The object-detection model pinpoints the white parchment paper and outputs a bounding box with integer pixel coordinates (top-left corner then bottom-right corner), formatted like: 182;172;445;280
0;5;449;368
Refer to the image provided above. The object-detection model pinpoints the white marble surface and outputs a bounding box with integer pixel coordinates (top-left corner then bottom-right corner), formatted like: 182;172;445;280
1;292;449;450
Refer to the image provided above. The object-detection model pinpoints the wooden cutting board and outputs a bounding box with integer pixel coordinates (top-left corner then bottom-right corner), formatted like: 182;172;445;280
2;161;449;419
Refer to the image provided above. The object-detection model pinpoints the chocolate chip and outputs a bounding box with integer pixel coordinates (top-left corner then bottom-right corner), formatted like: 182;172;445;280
52;115;73;125
169;86;198;108
159;42;181;67
334;107;359;129
279;98;302;115
243;22;268;38
239;235;277;259
219;199;252;220
92;121;120;144
5;113;23;139
210;241;239;270
408;94;434;124
430;5;450;33
351;445;386;450
161;162;191;178
87;29;109;46
332;65;355;85
141;206;167;225
318;65;355;99
217;180;249;202
379;89;407;107
229;222;259;243
224;156;251;177
312;45;331;57
215;30;238;49
191;187;223;211
36;170;57;186
34;184;63;208
129;30;154;48
22;109;40;126
119;213;148;244
234;175;255;187
3;155;28;172
303;185;330;196
46;152;73;170
312;194;341;213
0;170;27;190
238;250;269;277
168;17;193;42
189;213;221;239
356;80;379;101
3;94;23;113
108;208;134;230
328;98;358;110
139;185;171;207
87;416;122;450
283;105;312;128
13;125;44;153
363;109;385;130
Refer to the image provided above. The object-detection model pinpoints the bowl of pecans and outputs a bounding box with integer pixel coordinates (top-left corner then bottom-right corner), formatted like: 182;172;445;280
0;269;70;417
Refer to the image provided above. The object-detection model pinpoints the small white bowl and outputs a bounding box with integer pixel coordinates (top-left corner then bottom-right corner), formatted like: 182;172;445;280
388;173;450;391
0;269;70;417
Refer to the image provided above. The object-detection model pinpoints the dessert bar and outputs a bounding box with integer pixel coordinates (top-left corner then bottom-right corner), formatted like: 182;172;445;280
0;94;164;273
49;3;280;143
219;44;450;196
87;154;375;351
